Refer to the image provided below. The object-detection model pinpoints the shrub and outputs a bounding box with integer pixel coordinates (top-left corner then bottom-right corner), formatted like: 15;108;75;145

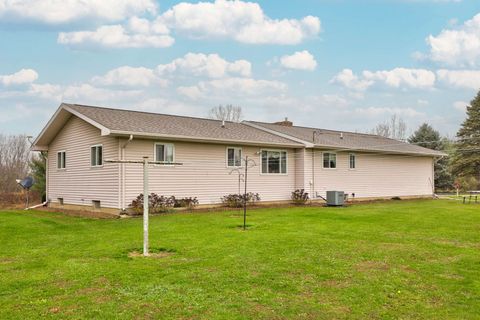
291;189;309;205
173;197;199;209
221;192;261;208
129;193;175;215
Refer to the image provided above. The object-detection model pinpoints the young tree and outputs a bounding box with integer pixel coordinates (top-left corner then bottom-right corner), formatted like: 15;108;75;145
208;105;243;122
408;123;453;190
30;152;47;201
371;114;407;140
450;92;480;189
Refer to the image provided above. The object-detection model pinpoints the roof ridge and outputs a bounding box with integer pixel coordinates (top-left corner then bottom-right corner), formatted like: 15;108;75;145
67;103;240;124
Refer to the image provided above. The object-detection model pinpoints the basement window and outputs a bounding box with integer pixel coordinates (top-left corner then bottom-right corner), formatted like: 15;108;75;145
57;151;66;169
92;200;101;209
58;198;64;205
323;152;337;169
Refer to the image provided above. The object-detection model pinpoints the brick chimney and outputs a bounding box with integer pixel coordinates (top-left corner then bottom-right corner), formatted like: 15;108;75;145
274;117;293;127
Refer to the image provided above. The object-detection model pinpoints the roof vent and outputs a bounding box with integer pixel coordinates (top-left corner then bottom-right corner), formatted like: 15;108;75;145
274;117;293;127
340;132;344;139
221;120;225;128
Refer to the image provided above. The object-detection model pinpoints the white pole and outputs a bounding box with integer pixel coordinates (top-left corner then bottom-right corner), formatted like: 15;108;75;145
143;156;149;257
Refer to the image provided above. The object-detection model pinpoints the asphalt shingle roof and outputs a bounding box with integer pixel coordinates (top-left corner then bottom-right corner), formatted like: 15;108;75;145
66;104;302;146
249;121;445;156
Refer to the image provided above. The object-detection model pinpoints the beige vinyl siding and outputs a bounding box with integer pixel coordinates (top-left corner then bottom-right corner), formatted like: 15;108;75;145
47;116;119;208
122;139;296;207
312;151;434;198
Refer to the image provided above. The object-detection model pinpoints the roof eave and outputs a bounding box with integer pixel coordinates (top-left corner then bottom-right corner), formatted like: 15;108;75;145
242;121;314;147
313;144;446;157
109;130;303;148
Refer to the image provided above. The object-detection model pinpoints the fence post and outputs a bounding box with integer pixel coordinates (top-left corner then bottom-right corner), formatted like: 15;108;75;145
143;156;149;256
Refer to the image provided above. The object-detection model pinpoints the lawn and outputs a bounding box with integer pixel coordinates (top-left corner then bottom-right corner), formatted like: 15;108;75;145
0;200;479;319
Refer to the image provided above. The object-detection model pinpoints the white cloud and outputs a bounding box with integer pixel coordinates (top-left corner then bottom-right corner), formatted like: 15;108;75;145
178;77;287;99
330;69;373;91
58;23;174;49
453;101;469;112
363;68;436;88
0;0;157;24
331;68;436;91
354;107;424;118
91;66;166;87
0;69;38;86
417;99;429;106
280;50;317;71
437;69;480;89
425;13;480;66
161;0;320;45
157;53;251;78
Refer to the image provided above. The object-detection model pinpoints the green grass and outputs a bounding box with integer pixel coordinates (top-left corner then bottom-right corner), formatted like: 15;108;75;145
0;200;479;319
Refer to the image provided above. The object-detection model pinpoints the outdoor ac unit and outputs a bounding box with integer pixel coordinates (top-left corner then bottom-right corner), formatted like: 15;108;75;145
326;191;345;206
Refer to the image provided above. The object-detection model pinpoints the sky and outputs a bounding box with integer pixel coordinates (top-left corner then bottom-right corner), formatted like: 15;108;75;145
1;0;480;137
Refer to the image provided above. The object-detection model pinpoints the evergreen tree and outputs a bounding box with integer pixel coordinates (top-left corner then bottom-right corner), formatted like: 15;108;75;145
450;91;480;188
408;123;453;190
29;152;46;201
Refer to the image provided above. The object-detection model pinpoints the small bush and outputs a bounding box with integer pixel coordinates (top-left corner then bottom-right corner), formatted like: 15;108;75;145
129;193;175;215
291;189;309;205
221;193;261;208
173;197;199;209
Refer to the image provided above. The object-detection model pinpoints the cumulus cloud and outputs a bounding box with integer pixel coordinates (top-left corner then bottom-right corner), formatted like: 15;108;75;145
178;77;287;99
453;101;469;112
0;69;38;86
437;69;480;89
157;53;251;78
58;20;174;49
363;68;436;88
0;0;157;24
425;13;480;66
160;0;320;45
91;66;166;87
330;69;373;91
279;50;317;71
331;68;436;91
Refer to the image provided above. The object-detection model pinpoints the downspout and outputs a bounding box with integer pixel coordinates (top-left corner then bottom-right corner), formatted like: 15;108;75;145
45;152;49;205
121;135;134;210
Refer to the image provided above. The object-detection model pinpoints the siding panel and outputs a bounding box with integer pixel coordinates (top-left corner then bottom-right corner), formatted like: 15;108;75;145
47;116;119;209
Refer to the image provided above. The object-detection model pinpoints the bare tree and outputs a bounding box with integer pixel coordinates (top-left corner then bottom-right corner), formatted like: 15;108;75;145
371;114;407;140
208;105;243;122
0;134;30;193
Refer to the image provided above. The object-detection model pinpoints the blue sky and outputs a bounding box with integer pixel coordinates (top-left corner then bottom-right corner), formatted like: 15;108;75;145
1;0;480;137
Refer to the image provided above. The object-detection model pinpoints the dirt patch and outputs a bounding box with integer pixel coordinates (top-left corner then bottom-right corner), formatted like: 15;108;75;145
128;251;173;258
36;207;119;219
321;278;352;288
355;260;390;273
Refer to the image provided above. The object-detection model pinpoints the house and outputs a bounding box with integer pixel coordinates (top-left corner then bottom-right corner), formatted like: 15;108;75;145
33;103;445;214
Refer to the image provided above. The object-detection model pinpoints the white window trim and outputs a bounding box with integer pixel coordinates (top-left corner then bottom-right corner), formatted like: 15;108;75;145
154;142;175;166
349;153;356;170
260;149;288;175
90;144;103;168
322;152;337;170
57;150;66;170
226;146;243;168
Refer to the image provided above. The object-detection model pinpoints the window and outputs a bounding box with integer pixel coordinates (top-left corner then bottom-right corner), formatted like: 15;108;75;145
92;200;101;209
155;143;174;163
227;147;242;167
91;145;103;167
58;198;64;205
323;152;336;169
349;153;356;169
57;151;66;169
261;150;287;174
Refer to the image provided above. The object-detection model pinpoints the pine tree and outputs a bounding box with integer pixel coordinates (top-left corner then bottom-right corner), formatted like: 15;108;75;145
29;152;47;201
408;123;453;190
450;91;480;188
